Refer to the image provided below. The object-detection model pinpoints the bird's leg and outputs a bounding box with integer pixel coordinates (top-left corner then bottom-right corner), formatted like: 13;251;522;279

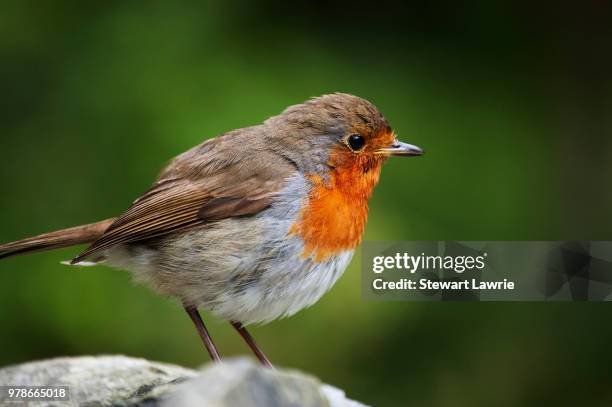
184;306;221;363
231;321;273;368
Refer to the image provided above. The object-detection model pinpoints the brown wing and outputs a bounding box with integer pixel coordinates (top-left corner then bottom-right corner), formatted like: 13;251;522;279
72;134;294;263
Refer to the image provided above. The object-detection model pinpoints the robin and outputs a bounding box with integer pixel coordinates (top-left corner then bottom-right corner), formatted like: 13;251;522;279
0;93;423;367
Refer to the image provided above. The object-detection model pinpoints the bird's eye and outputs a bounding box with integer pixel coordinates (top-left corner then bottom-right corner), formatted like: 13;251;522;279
347;134;365;151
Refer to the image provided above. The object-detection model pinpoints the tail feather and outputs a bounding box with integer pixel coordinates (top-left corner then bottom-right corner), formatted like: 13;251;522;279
0;219;115;260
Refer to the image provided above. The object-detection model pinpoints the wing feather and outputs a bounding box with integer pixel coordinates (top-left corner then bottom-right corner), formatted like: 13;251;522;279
71;136;293;263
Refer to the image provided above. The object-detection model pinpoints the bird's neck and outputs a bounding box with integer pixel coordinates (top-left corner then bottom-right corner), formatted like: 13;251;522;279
290;155;384;262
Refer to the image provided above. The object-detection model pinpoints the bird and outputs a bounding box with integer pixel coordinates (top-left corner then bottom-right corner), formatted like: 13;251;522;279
0;93;423;367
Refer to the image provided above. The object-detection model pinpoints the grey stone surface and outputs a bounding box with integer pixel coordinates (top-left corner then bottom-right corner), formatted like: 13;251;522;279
0;356;368;407
0;355;197;406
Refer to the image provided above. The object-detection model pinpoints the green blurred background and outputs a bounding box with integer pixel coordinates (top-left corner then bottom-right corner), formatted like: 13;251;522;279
1;2;611;406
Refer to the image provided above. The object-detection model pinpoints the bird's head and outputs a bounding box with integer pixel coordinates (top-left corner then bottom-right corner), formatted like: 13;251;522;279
265;93;423;181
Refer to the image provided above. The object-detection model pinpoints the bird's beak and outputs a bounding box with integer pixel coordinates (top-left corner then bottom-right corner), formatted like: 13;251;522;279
377;140;424;157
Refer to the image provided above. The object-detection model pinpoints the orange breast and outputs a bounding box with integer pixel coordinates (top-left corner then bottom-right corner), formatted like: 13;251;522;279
289;153;383;262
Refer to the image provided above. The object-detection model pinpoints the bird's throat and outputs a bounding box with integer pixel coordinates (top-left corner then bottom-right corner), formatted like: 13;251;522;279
289;155;384;262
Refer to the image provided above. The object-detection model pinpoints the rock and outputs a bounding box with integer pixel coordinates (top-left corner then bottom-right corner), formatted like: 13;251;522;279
165;358;367;407
0;356;368;407
0;355;197;406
